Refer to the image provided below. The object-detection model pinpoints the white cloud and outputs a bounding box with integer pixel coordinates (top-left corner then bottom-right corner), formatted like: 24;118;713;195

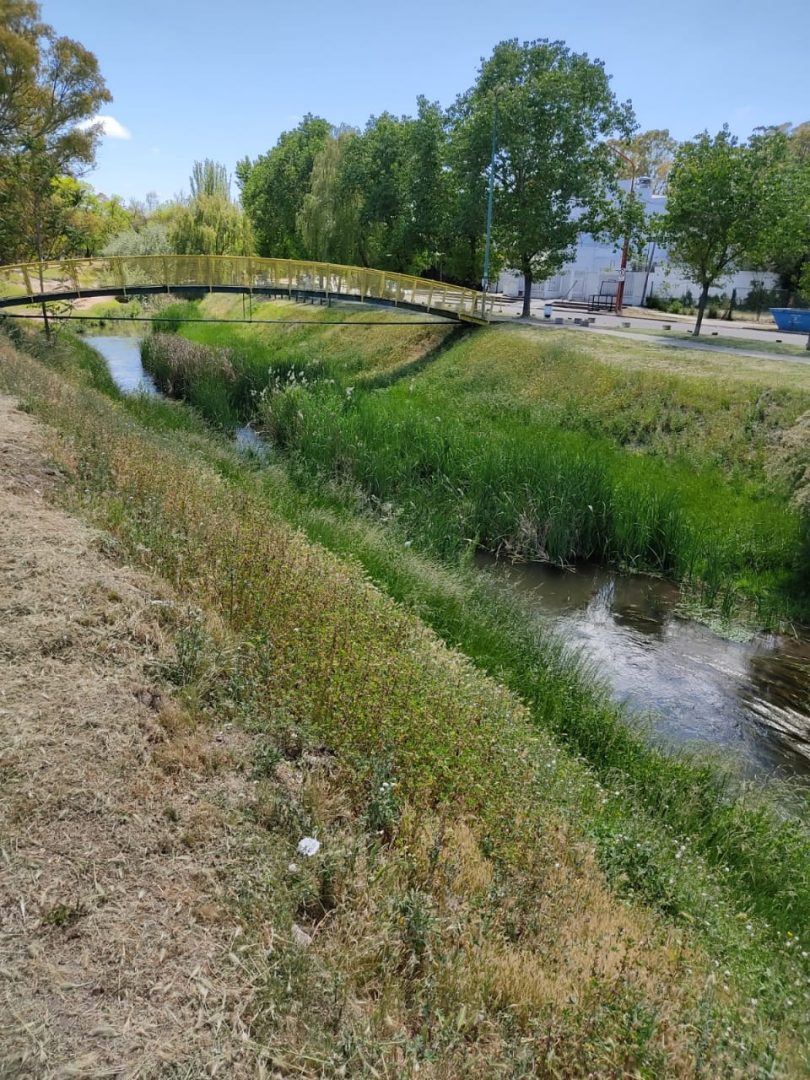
78;114;132;140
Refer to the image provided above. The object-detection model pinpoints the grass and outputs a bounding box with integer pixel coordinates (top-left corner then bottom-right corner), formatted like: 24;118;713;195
4;324;810;1073
619;325;810;357
141;302;810;625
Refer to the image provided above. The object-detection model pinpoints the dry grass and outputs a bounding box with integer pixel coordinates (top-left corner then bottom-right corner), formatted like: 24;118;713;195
0;399;266;1076
0;337;803;1075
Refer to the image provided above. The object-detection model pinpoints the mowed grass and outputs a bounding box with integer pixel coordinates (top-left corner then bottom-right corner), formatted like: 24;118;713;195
615;325;810;358
8;330;810;1074
141;302;810;624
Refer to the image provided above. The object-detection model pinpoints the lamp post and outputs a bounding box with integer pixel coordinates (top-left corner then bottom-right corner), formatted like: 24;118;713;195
607;145;638;316
481;93;498;312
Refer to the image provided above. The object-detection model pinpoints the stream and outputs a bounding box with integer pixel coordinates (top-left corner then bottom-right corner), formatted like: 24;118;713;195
88;334;810;784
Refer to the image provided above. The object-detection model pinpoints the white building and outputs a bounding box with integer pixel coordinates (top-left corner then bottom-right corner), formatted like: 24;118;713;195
494;178;776;307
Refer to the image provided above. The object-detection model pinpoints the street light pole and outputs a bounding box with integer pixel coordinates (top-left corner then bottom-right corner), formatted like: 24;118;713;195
481;94;498;310
607;145;638;316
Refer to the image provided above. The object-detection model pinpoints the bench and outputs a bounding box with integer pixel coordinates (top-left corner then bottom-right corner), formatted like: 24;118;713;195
588;281;618;313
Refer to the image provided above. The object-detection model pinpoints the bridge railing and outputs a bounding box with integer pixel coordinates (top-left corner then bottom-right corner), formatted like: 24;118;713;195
0;255;493;322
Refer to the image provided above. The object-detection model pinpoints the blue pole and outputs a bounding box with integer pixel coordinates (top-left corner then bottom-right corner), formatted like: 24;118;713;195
481;97;497;294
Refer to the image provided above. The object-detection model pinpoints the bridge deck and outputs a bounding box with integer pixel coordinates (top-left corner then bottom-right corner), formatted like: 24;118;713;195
0;255;492;324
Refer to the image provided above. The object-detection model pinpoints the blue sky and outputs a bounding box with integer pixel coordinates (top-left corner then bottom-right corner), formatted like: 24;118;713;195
43;0;810;202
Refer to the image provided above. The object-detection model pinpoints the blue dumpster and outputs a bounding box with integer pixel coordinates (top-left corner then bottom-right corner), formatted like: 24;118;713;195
771;308;810;333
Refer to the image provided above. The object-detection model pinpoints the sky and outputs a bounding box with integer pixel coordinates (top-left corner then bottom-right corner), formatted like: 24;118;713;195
42;0;810;203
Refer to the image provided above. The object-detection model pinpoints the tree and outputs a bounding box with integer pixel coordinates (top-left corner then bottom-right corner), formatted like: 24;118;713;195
168;160;253;256
656;127;788;334
103;221;171;257
0;0;110;333
296;127;362;264
451;39;635;317
755;123;810;304
190;158;231;200
238;115;331;257
609;129;678;193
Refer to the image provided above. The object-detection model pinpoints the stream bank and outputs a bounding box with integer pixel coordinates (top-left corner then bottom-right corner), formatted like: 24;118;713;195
90;333;810;783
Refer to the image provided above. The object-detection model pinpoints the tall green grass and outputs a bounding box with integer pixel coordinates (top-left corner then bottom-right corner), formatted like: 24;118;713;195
141;311;809;621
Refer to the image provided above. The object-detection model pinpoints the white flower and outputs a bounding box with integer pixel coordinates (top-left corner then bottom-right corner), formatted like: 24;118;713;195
288;862;299;873
297;836;321;858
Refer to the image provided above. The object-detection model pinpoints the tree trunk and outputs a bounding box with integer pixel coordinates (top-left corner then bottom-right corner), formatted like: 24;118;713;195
521;263;533;318
693;284;710;336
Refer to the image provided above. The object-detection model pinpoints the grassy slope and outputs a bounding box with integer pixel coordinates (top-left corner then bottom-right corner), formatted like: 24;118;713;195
5;325;810;1073
0;330;784;1076
147;299;810;624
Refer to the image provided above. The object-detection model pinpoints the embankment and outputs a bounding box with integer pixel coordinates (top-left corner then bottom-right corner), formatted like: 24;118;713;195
2;324;810;1074
140;299;810;624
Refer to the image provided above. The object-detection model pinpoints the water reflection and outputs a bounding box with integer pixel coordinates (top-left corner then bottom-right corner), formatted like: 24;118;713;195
84;335;156;395
88;335;810;784
475;553;810;781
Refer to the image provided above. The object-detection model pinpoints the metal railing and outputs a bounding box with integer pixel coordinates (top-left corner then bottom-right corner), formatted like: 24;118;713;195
0;255;493;323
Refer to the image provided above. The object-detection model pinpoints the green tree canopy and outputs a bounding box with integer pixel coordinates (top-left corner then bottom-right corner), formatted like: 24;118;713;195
656;126;789;334
451;38;635;316
169;159;253;256
755;123;810;303
296;126;362;264
608;128;678;193
190;158;231;200
0;0;111;267
238;115;331;257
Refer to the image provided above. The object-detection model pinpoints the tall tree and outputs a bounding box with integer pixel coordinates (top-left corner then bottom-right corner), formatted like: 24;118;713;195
656;127;788;334
296;127;362;264
190;158;231;200
0;0;111;333
756;123;810;303
451;39;635;317
609;128;678;192
169;160;253;256
238;115;331;257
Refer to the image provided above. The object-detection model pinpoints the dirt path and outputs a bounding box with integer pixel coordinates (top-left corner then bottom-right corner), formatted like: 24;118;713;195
0;397;262;1077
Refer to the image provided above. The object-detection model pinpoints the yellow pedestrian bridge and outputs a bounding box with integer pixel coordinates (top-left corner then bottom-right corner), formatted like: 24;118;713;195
0;255;492;323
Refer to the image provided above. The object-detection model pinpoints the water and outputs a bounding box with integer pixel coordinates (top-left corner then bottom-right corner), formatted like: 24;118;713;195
84;335;157;395
90;335;810;782
86;334;265;456
476;553;810;781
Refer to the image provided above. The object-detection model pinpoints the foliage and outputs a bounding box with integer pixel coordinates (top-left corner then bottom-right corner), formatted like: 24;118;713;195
608;128;679;192
756;123;810;304
295;126;362;263
237;114;331;258
167;159;253;257
102;220;171;257
0;0;110;266
189;157;231;200
450;38;635;316
656;127;789;334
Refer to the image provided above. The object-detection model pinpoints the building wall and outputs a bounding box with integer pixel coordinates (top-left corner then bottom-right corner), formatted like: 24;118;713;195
494;178;777;305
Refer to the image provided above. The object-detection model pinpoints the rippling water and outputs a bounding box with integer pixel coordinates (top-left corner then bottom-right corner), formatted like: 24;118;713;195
88;335;810;783
476;553;810;781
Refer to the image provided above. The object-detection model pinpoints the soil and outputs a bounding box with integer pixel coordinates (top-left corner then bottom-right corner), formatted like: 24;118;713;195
0;397;264;1077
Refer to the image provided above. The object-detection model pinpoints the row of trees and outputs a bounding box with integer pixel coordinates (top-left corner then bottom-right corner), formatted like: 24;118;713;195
236;41;637;316
1;9;808;331
232;43;810;327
